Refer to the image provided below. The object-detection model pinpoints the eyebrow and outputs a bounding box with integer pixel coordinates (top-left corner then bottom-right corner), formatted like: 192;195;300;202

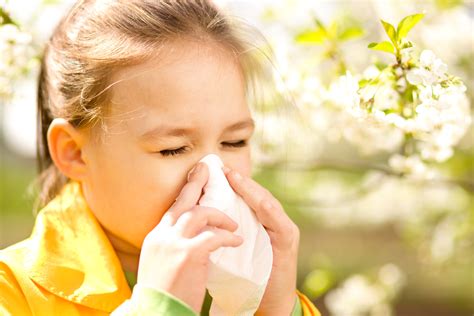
140;118;255;140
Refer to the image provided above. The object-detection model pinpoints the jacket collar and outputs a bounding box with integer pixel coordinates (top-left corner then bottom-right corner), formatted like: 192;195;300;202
26;181;131;312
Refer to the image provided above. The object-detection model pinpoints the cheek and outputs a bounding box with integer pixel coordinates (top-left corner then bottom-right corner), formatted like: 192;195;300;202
224;149;252;177
82;146;185;247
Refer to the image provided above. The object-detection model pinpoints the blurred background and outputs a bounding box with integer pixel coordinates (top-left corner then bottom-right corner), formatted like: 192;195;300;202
0;0;472;315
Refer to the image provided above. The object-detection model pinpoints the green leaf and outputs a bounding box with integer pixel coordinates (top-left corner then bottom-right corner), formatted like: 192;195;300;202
434;0;463;9
375;61;388;70
368;41;395;54
381;20;397;45
358;78;370;87
0;7;17;26
400;40;413;49
338;26;365;41
397;13;424;40
296;29;327;44
313;17;327;35
327;21;338;38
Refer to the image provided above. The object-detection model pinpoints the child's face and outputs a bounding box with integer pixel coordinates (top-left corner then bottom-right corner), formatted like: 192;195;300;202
80;41;254;252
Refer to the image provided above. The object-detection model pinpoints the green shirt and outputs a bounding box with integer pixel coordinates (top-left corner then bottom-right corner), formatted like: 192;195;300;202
113;270;303;315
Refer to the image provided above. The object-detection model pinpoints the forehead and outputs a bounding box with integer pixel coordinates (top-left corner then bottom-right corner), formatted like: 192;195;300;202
106;40;249;129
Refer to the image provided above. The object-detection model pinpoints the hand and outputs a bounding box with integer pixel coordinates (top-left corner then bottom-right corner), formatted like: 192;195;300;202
136;162;244;313
222;166;300;316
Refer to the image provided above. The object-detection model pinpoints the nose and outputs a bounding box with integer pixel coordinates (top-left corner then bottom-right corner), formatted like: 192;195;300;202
188;146;249;177
195;153;225;166
187;152;218;169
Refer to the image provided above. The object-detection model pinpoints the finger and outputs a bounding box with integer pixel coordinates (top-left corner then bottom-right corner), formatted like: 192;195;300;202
192;227;243;253
174;206;239;238
223;166;291;233
165;162;209;225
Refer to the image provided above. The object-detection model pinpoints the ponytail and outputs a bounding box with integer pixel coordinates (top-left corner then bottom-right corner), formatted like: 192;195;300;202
34;51;67;213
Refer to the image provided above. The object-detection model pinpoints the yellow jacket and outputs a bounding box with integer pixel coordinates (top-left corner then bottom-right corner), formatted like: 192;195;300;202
0;181;320;315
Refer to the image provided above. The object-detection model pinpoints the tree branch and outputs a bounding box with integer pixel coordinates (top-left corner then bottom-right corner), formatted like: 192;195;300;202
258;158;474;194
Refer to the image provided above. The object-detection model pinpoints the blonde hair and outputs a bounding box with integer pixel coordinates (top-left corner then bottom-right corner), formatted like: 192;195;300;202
36;0;273;211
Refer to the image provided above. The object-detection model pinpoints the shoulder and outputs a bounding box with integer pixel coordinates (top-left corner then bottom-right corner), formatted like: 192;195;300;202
0;238;30;270
0;257;22;295
0;240;33;315
0;238;31;291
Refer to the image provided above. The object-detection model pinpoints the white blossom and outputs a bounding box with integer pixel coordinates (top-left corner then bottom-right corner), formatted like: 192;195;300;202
400;46;415;64
325;275;389;316
373;85;399;111
419;50;448;78
406;50;447;86
430;217;456;263
342;114;404;154
378;264;405;296
0;23;34;99
325;264;405;316
388;154;437;179
406;67;436;86
325;71;361;111
362;65;381;79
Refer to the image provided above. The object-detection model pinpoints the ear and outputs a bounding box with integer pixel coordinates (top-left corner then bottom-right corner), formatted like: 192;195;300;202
47;118;87;181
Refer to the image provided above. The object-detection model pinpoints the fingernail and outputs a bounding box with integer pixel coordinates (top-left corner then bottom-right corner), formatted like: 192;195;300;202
187;163;202;181
222;166;231;174
175;188;185;202
187;168;195;181
233;171;242;180
196;162;204;172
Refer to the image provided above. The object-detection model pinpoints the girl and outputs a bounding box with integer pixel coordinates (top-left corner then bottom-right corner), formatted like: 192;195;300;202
0;1;320;315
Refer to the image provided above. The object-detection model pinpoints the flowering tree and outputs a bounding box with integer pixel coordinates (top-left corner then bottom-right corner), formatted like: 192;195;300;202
322;14;471;178
0;6;34;100
242;2;473;314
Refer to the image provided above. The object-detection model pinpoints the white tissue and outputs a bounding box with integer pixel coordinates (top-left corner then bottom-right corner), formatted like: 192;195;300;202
198;154;273;316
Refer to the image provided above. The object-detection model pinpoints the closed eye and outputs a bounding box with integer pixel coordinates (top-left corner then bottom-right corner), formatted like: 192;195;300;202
159;147;188;157
224;140;247;148
159;140;248;157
